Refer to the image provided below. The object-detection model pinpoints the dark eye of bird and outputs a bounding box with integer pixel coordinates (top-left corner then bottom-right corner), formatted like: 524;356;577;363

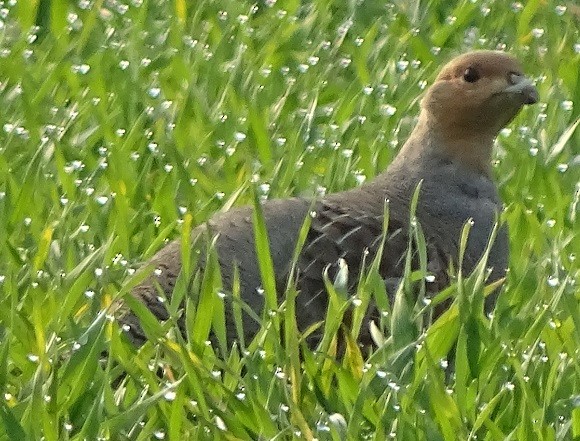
463;67;480;83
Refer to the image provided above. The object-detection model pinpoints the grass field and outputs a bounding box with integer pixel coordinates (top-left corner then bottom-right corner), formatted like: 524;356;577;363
0;0;578;439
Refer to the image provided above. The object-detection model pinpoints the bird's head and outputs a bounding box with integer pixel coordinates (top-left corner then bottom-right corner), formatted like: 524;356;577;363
418;50;538;174
422;50;538;136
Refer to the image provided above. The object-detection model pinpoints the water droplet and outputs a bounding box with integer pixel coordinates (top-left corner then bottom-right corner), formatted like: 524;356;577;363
119;60;129;70
555;5;567;15
234;132;246;142
379;104;396;116
153;430;165;439
71;64;90;74
339;57;351;68
561;100;573;111
547;276;559;287
95;195;108;205
531;28;545;38
396;60;409;71
387;381;400;391
148;87;161;98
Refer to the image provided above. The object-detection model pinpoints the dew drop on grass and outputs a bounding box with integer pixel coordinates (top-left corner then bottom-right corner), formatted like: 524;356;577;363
547;275;559;287
85;289;95;299
555;5;567;15
234;132;246;142
215;416;227;431
27;354;39;363
396;60;409;71
546;219;556;227
556;163;568;173
379;104;396;117
561;100;573;111
439;358;448;369
275;367;285;379
531;28;545;38
339;57;351;68
352;297;362;307
316;421;331;432
153;430;165;440
148;87;161;98
71;64;90;74
164;390;176;401
354;173;367;185
119;60;129;70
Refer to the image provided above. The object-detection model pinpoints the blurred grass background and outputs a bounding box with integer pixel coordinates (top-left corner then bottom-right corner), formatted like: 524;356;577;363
0;0;578;439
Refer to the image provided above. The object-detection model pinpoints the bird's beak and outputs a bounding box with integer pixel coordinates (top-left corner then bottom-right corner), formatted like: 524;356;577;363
504;74;538;105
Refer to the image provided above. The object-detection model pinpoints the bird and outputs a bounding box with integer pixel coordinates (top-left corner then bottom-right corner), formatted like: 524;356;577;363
115;50;538;350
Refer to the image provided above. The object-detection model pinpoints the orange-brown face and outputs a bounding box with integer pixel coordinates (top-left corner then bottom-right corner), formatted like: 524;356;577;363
422;51;538;137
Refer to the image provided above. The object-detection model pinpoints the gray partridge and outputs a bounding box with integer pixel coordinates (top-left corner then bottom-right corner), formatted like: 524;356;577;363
116;50;538;348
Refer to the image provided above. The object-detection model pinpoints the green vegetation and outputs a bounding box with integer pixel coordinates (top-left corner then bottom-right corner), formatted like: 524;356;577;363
0;0;578;439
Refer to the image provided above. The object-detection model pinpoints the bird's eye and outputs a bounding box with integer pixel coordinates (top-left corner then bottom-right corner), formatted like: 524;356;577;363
463;67;480;83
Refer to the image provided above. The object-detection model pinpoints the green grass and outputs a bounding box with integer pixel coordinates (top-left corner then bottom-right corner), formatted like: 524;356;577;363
0;0;578;439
